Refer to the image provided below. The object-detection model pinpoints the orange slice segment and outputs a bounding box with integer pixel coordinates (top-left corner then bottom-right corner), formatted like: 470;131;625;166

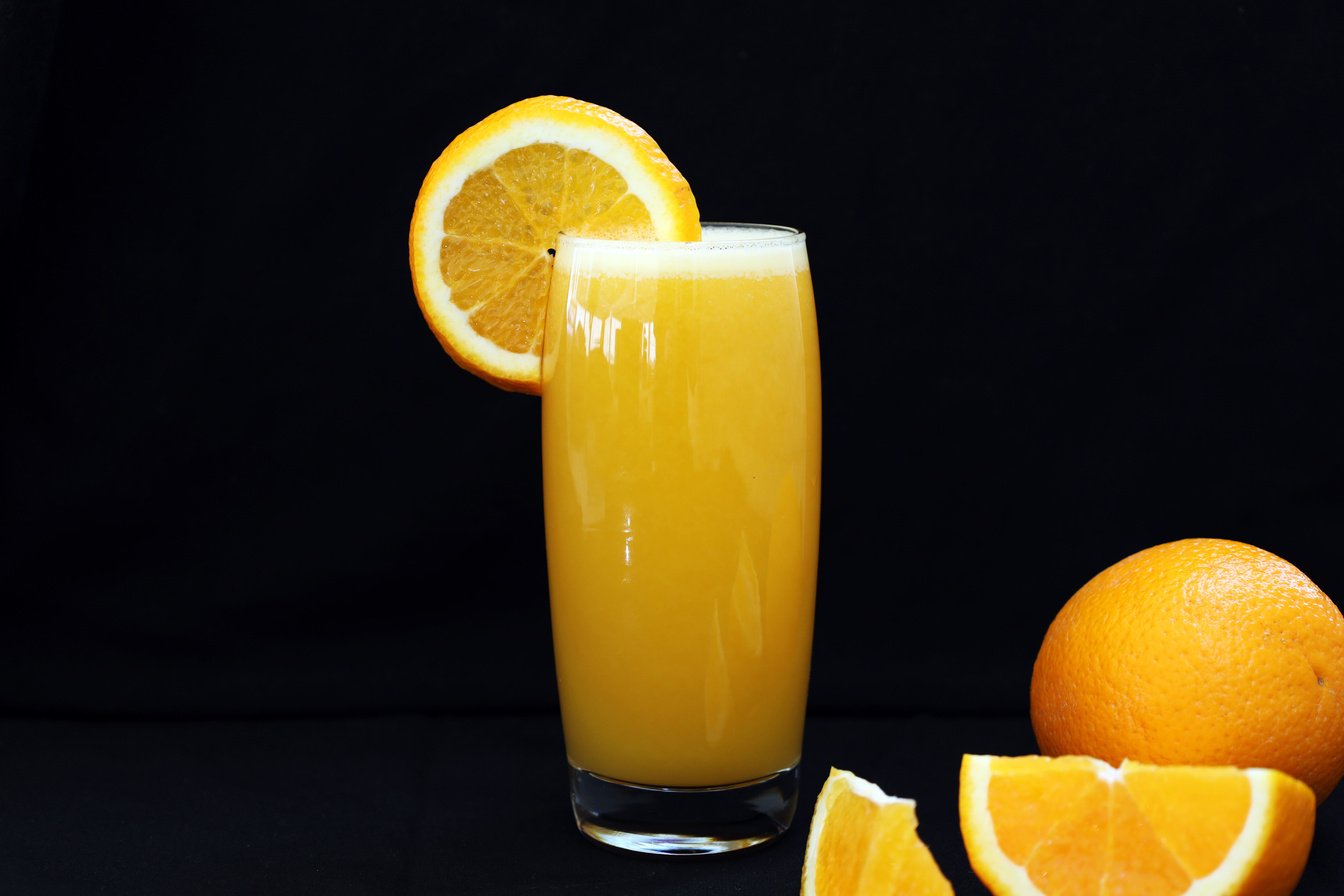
959;754;1317;896
801;768;954;896
408;95;700;393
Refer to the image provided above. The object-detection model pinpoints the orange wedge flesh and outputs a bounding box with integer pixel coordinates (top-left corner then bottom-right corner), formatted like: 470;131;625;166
801;768;954;896
959;754;1316;896
409;96;700;393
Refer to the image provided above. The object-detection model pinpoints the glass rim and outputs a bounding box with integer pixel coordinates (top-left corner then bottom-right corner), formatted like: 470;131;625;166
555;222;805;252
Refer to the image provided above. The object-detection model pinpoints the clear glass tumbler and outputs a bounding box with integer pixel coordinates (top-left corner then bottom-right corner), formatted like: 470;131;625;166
540;224;821;855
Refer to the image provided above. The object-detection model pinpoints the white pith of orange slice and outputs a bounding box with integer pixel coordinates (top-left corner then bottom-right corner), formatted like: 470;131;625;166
959;754;1317;896
408;95;700;394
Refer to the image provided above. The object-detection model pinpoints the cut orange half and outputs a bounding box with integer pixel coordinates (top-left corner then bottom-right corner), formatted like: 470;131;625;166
960;754;1316;896
801;768;954;896
408;95;701;393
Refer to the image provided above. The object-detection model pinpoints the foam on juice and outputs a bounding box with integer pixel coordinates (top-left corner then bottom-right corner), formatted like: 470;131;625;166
554;224;808;280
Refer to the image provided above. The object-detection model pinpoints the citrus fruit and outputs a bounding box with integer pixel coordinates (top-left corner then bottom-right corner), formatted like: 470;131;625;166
408;95;701;393
1030;537;1344;801
800;767;953;896
960;754;1315;896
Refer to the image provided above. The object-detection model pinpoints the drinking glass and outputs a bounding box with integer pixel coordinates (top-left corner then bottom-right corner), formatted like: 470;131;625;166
540;223;821;855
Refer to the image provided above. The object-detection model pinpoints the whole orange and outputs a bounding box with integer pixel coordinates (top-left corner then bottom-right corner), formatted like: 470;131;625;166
1030;537;1344;802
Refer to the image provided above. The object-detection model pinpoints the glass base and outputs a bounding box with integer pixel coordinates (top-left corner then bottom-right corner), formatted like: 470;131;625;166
568;763;799;856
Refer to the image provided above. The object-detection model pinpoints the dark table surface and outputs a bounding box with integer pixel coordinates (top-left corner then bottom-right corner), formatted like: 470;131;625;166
4;713;1341;895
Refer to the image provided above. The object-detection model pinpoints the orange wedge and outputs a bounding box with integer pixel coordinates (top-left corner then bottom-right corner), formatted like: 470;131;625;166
960;754;1316;896
408;95;700;393
801;768;954;896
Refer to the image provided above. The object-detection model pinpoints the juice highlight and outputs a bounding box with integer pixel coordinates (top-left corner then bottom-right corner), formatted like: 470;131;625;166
541;226;821;787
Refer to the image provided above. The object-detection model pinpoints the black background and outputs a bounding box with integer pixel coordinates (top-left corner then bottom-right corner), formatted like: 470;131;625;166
4;1;1343;893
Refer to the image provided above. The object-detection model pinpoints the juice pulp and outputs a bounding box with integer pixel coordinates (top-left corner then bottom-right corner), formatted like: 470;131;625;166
541;227;821;787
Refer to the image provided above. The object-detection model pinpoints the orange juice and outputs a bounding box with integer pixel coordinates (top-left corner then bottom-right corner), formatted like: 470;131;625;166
541;225;821;787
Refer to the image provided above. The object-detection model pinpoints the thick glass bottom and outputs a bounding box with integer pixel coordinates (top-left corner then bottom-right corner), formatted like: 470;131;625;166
568;762;799;856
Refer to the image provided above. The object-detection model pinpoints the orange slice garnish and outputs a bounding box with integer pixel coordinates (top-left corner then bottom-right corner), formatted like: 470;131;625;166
408;95;700;393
